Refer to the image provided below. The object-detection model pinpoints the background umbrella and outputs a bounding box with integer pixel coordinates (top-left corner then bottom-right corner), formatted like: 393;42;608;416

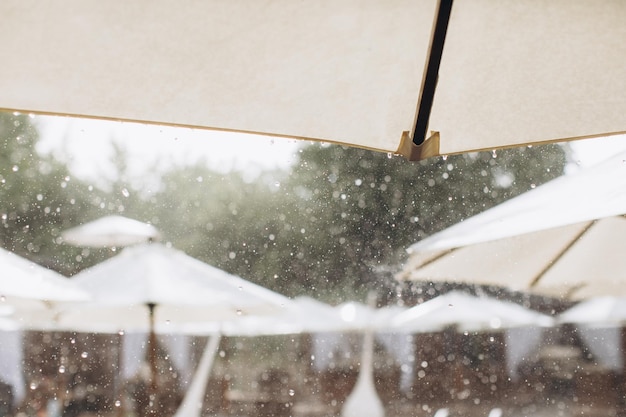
559;297;626;327
54;242;292;413
61;215;161;247
391;291;553;408
399;152;626;298
1;1;625;159
557;297;626;398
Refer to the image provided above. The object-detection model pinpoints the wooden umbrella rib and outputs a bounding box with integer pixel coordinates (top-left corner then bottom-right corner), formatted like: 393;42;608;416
528;220;597;289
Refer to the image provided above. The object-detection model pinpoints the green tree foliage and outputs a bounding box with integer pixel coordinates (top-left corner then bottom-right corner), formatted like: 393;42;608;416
269;144;570;301
0;113;108;273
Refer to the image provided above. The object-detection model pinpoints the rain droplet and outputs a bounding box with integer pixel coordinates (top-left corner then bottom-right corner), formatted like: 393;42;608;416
81;352;88;358
114;400;121;407
491;149;497;158
58;366;66;374
289;389;295;397
11;166;18;172
442;155;448;161
121;188;130;198
118;330;125;336
30;382;37;390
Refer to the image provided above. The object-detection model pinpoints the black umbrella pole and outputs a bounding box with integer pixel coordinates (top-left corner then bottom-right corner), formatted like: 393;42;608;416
147;303;158;415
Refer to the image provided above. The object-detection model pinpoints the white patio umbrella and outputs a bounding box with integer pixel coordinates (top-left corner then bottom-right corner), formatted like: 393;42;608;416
399;151;626;299
56;243;290;333
1;1;625;160
556;297;626;386
61;215;161;247
390;291;553;408
53;242;292;412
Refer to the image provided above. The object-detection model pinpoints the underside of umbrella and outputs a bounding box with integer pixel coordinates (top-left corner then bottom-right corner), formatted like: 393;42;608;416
402;217;626;299
399;153;626;298
1;0;625;159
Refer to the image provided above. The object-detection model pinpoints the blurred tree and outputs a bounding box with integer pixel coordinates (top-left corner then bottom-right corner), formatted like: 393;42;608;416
0;113;111;274
146;162;302;293
273;144;571;301
143;142;570;302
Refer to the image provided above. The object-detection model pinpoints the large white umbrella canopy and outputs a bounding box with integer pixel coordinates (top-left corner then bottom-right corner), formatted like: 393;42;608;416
399;152;626;298
391;291;553;333
1;1;625;160
54;242;291;333
61;215;161;248
52;242;293;416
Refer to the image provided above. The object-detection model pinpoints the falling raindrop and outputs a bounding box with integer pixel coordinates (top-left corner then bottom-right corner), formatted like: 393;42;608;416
81;352;88;358
289;389;295;397
121;188;130;197
58;365;66;374
115;400;121;407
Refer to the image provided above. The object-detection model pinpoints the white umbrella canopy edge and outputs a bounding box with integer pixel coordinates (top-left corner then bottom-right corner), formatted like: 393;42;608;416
0;247;89;303
391;291;554;333
2;1;626;159
558;296;626;326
